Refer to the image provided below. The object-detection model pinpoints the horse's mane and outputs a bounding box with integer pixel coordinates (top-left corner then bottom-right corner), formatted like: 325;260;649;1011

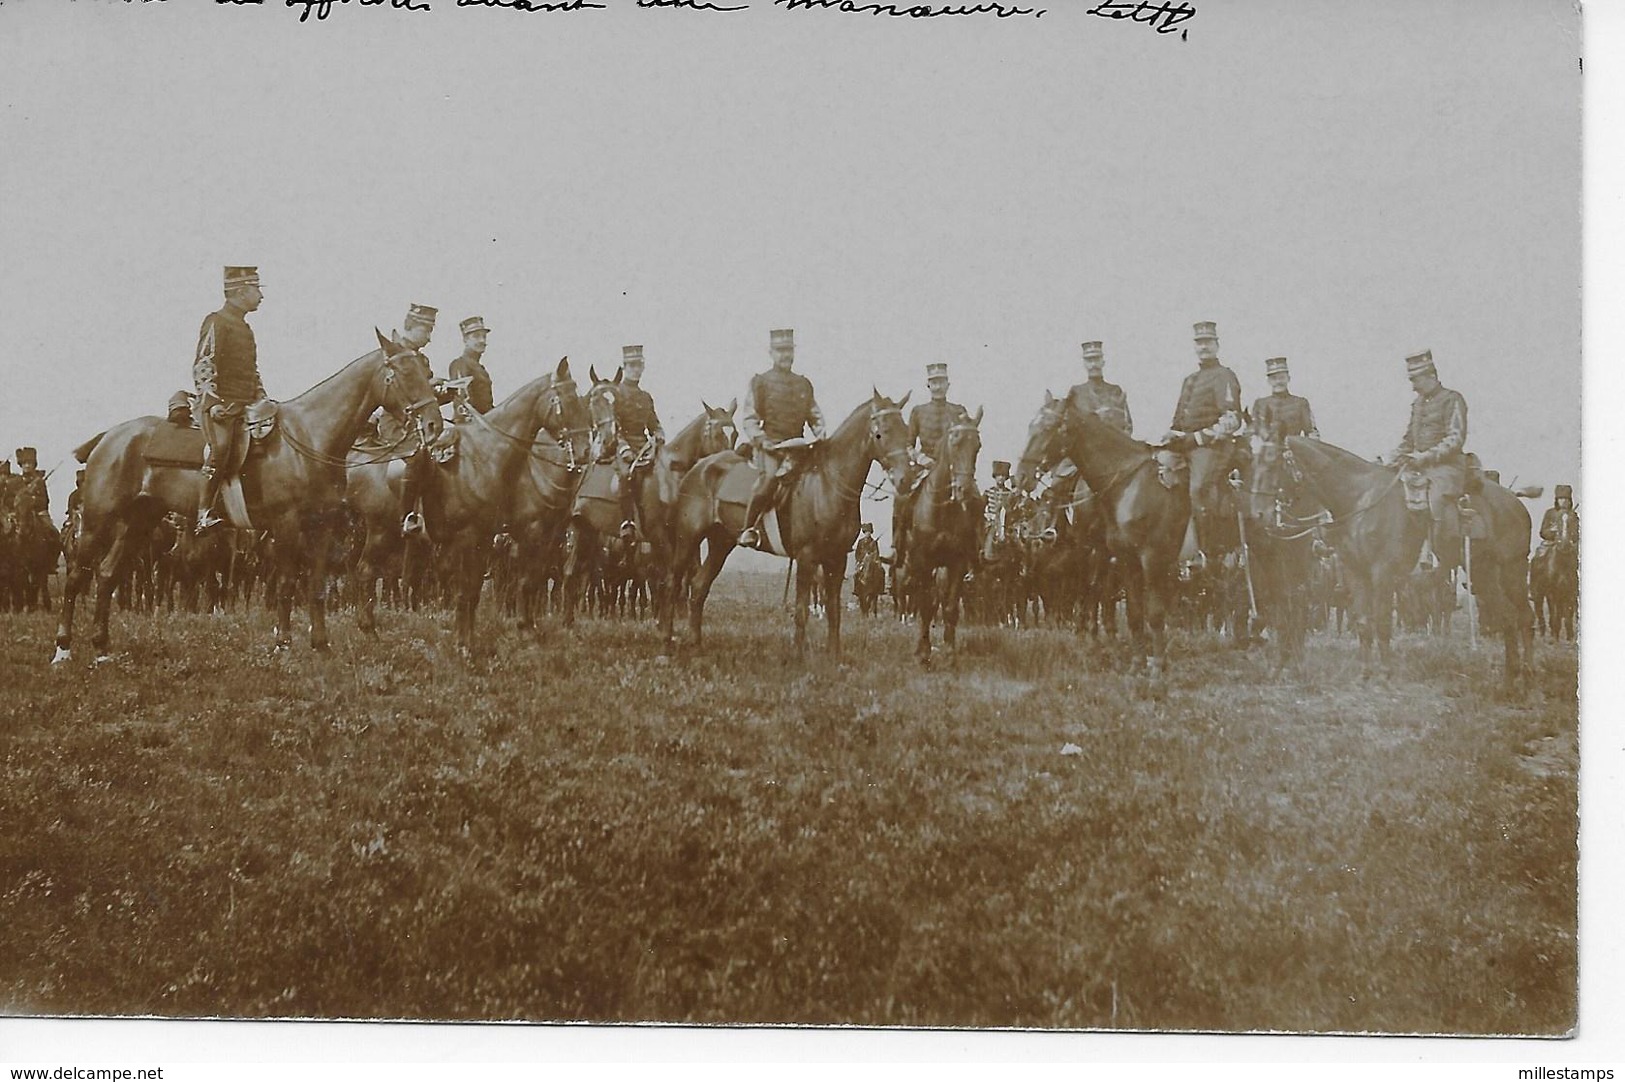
284;345;395;409
1062;391;1146;458
1285;436;1392;519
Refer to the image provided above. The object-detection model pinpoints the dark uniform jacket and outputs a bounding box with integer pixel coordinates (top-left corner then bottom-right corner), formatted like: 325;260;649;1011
1251;393;1317;444
1067;378;1133;434
447;354;494;415
1171;362;1242;433
194;305;263;404
1540;506;1579;545
854;534;881;567
614;381;663;449
908;399;970;456
1393;385;1468;466
749;368;818;443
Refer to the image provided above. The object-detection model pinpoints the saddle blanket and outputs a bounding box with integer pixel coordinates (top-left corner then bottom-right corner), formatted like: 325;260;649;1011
716;461;791;556
144;424;205;468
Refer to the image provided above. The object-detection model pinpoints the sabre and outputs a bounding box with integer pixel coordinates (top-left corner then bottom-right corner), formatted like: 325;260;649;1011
1230;470;1258;617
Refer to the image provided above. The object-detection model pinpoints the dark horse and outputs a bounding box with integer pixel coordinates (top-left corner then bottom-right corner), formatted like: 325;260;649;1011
661;391;912;658
1287;438;1535;685
55;332;444;663
1531;537;1577;642
904;407;984;667
4;482;59;611
1016;390;1189;691
1236;443;1324;675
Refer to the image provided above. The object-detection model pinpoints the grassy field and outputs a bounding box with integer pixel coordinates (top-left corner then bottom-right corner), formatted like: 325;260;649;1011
0;570;1578;1033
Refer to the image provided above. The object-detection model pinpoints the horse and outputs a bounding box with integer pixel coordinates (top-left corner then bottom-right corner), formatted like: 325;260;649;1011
421;362;587;656
1184;439;1253;646
903;408;984;667
1282;437;1425;678
661;391;913;658
1457;478;1536;683
853;550;886;616
1531;539;1577;641
55;331;444;663
560;367;635;627
1234;443;1325;674
1016;390;1189;691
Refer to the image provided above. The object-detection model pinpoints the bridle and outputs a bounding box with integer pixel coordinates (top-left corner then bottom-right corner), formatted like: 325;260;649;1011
940;417;982;504
869;402;910;477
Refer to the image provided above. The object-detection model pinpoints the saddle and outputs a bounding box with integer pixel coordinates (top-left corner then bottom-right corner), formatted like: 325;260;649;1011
146;391;280;471
1152;448;1187;491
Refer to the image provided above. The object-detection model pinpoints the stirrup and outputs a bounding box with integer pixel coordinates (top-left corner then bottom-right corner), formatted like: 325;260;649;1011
402;511;425;538
738;527;762;549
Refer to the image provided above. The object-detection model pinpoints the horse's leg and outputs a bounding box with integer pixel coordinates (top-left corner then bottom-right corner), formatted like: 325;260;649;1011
560;521;586;629
824;556;846;660
912;559;935;665
944;560;964;667
90;522;150;661
687;533;732;649
1142;554;1169;694
793;559;816;660
55;519;115;663
306;516;334;653
272;529;302;651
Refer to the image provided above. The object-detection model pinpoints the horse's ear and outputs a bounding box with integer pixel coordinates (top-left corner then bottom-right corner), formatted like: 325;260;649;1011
375;328;392;353
897;390;911;409
556;357;570;379
973;405;984;426
614;365;624;384
1044;389;1056;406
725;397;737;414
589;364;601;385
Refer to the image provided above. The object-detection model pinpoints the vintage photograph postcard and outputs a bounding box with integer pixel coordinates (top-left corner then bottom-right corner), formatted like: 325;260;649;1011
0;0;1587;1051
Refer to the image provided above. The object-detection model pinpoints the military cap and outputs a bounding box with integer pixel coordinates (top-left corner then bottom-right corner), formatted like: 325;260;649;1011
1081;341;1104;359
460;316;488;336
623;345;645;365
224;266;260;290
1405;350;1436;377
926;362;949;380
1556;483;1573;499
405;304;438;329
770;328;795;350
1265;357;1290;376
15;447;37;469
860;522;874;532
1483;470;1500;485
1193;321;1218;340
991;460;1012;478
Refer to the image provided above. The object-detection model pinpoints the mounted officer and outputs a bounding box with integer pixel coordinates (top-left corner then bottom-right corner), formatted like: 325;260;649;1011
1168;320;1244;447
982;459;1018;562
1250;356;1318;504
613;344;665;541
392;303;438;538
12;446;50;522
1537;484;1579;555
854;521;881;571
893;362;970;565
193;266;266;533
1067;341;1133;435
738;328;826;549
1390;349;1468;570
446;316;494;421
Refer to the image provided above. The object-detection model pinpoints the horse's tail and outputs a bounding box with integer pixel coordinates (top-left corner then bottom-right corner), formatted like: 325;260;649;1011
73;431;106;463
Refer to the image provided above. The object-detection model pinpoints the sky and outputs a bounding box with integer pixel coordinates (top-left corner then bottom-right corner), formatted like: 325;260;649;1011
0;0;1582;551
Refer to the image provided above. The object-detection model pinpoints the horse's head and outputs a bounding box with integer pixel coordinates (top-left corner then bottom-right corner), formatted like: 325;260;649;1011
1016;391;1068;492
540;358;591;465
940;406;984;503
373;329;445;443
585;365;621;461
867;389;912;488
699;398;739;457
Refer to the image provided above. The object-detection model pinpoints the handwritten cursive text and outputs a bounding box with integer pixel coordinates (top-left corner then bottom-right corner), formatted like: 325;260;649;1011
287;0;429;22
457;0;607;9
774;0;1042;16
1085;0;1195;39
638;0;749;10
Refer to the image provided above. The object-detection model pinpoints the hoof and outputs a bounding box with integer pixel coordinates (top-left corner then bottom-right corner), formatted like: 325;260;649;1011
50;646;71;666
272;641;292;655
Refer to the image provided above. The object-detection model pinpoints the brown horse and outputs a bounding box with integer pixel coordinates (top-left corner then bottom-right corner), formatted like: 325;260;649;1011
661;391;912;658
1235;444;1325;674
1459;479;1536;683
1016;390;1189;691
1531;538;1577;641
421;361;586;656
1284;436;1424;679
904;407;984;667
55;332;444;663
559;368;632;627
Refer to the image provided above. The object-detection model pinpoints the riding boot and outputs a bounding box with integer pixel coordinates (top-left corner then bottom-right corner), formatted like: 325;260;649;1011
739;473;777;548
196;452;222;533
